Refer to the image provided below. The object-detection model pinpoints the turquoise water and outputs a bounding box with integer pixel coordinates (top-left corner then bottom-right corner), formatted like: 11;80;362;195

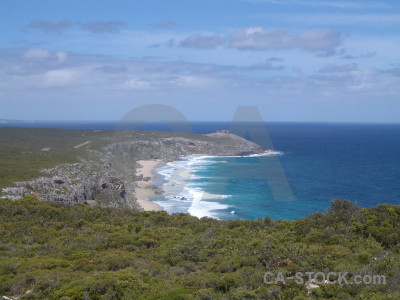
152;123;400;220
153;153;299;220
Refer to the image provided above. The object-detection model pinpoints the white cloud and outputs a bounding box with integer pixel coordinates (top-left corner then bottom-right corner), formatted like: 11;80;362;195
255;13;400;26
43;69;79;87
27;19;72;33
1;48;399;104
79;21;126;34
179;34;225;49
22;49;67;64
320;63;358;73
22;49;50;60
297;29;342;51
55;51;67;63
228;27;341;52
121;78;152;90
153;20;177;29
244;0;390;10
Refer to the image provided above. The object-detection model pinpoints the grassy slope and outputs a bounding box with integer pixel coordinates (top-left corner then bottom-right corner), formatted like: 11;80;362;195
0;127;217;190
0;127;106;189
1;197;399;299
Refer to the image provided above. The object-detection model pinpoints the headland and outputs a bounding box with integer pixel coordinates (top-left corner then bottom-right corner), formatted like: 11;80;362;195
0;127;265;210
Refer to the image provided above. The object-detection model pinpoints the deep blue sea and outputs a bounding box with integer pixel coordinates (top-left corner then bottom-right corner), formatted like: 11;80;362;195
2;121;400;220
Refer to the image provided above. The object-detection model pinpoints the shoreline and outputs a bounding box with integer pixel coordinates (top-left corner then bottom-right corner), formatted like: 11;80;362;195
135;159;164;211
135;151;274;213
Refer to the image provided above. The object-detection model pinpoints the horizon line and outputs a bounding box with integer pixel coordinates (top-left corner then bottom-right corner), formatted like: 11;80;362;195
1;119;400;125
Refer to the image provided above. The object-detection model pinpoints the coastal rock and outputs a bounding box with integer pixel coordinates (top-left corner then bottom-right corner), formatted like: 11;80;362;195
84;200;99;206
1;187;28;200
134;174;144;181
53;178;64;184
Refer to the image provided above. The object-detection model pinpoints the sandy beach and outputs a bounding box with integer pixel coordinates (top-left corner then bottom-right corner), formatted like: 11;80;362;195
135;159;163;211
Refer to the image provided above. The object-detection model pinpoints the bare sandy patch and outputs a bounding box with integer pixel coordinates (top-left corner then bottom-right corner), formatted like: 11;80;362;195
135;160;163;211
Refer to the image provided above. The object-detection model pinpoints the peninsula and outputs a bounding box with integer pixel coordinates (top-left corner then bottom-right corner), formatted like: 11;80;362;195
0;127;265;210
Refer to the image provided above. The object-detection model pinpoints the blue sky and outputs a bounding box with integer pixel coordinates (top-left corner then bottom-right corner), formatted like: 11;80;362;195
0;0;399;122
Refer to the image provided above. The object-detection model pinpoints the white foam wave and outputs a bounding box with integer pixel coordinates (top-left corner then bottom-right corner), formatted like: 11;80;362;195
248;150;283;157
191;175;208;179
222;150;284;158
187;159;215;165
186;188;230;219
154;150;284;219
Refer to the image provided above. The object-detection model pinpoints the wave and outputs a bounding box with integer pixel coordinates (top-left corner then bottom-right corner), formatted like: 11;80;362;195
222;150;284;158
186;188;231;219
248;150;284;157
155;156;231;219
155;182;231;219
191;175;208;179
154;149;283;219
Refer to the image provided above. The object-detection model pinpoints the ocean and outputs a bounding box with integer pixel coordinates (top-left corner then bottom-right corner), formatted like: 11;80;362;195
2;121;400;220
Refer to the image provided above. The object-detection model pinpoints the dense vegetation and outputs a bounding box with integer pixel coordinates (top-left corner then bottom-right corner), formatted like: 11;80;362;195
1;197;400;299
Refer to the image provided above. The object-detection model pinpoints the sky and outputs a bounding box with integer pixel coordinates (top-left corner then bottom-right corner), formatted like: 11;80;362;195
0;0;399;122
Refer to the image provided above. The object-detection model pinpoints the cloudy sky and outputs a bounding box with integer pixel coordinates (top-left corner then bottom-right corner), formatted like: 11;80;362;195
0;0;399;122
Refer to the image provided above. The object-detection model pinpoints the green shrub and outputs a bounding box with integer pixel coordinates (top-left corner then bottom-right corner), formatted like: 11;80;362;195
1;197;400;299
